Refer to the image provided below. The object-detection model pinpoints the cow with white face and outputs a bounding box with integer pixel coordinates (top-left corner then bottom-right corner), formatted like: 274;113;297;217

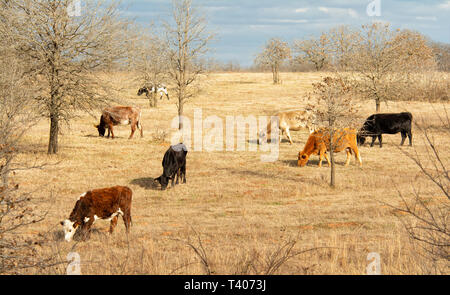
61;186;132;242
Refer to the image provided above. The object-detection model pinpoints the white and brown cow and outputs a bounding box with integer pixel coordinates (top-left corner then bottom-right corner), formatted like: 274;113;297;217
61;186;132;242
95;106;143;139
258;109;316;145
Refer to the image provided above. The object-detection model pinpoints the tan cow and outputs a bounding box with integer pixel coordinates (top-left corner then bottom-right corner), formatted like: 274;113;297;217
94;106;143;139
297;128;362;167
258;109;316;145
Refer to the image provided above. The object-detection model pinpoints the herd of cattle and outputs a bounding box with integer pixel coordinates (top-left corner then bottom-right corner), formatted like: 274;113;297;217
60;86;414;242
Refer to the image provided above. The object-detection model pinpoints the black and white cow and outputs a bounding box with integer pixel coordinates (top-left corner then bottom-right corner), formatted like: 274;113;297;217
137;84;170;101
357;112;413;148
155;143;188;190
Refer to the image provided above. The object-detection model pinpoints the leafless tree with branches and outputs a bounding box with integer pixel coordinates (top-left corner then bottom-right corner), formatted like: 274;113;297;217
0;0;135;154
163;0;214;130
255;38;291;84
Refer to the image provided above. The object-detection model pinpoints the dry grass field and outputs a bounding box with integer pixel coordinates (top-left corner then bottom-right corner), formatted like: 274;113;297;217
12;72;449;275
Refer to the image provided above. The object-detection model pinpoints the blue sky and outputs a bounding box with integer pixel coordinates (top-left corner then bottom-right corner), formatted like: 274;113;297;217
125;0;450;66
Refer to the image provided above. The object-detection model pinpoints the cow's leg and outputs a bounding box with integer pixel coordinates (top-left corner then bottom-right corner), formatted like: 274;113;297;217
370;136;377;147
345;149;351;166
285;127;294;144
323;152;331;167
318;151;324;167
400;131;407;146
109;215;118;234
176;168;180;185
122;211;131;233
353;146;362;166
80;219;94;241
138;121;143;138
378;135;383;148
129;123;136;139
108;124;115;139
181;165;186;184
408;130;412;146
171;174;175;187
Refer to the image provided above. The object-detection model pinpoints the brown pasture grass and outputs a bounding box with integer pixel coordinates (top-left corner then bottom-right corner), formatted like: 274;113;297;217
10;72;449;275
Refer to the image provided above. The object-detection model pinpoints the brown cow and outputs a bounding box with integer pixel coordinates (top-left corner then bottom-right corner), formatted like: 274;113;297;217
61;186;132;242
95;106;143;139
297;128;362;167
258;109;316;145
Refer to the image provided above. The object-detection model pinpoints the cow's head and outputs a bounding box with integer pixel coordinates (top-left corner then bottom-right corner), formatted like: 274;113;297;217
297;152;309;167
155;175;169;190
60;219;79;242
356;132;366;146
94;123;106;137
137;87;149;96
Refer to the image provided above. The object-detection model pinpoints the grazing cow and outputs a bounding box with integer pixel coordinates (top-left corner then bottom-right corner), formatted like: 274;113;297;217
357;112;413;148
95;106;143;139
61;186;132;242
155;143;188;190
298;128;362;167
137;84;170;101
258;109;316;145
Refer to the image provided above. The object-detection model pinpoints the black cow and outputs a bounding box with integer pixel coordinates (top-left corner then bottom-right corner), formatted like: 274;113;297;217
155;143;187;190
357;112;413;148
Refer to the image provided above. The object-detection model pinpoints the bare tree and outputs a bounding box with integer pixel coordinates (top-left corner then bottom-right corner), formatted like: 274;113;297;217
349;23;435;112
0;0;134;154
255;38;291;84
389;109;449;274
430;42;450;72
133;25;170;108
0;49;60;274
163;0;213;130
292;33;329;71
327;25;358;71
308;76;359;187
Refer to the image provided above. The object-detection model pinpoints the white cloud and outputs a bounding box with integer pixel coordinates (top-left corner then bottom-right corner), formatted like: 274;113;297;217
273;19;309;24
318;7;358;18
295;8;309;13
438;1;450;9
416;16;438;21
348;8;358;18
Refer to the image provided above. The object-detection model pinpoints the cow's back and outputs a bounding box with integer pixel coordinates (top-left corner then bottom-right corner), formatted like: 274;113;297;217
373;112;412;134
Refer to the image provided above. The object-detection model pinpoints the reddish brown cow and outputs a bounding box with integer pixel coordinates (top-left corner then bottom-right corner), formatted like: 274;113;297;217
61;186;132;242
297;128;362;167
95;106;143;139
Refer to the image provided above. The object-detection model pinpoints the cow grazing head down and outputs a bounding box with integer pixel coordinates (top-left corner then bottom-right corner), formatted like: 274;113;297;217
95;115;107;137
137;87;149;96
357;133;366;145
60;219;79;242
155;143;188;190
61;186;133;242
297;152;310;167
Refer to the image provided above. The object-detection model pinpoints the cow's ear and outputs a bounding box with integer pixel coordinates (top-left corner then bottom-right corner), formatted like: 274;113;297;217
93;124;99;128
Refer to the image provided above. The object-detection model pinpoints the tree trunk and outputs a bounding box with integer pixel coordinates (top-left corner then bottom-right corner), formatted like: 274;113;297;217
48;112;59;154
330;146;336;188
153;93;158;108
375;98;381;113
178;98;184;130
